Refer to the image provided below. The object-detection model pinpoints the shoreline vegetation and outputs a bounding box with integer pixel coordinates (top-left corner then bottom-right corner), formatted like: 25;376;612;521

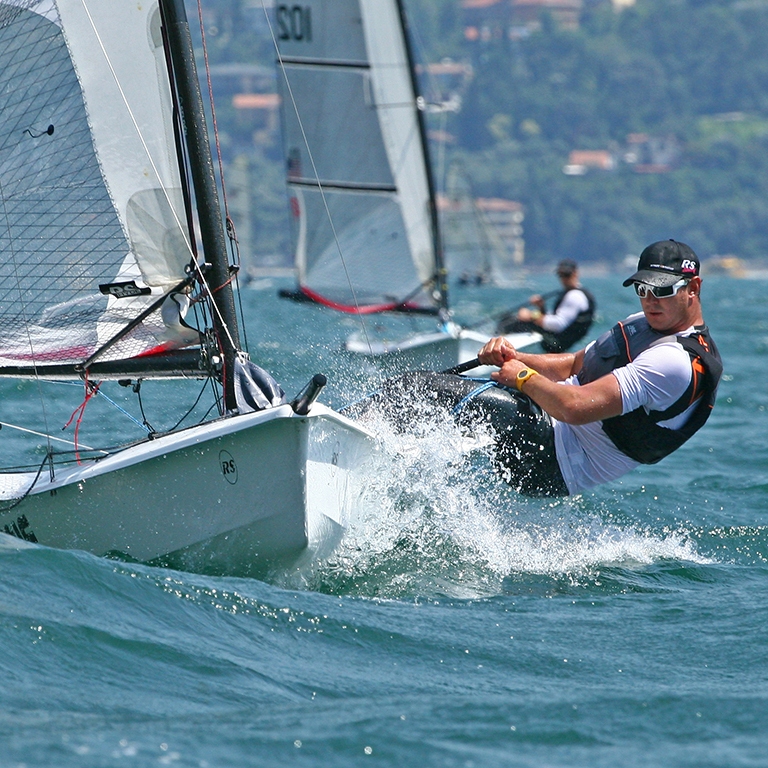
200;0;768;270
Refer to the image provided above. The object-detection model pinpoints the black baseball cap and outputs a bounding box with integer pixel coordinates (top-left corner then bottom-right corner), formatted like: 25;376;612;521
623;240;700;288
556;259;578;276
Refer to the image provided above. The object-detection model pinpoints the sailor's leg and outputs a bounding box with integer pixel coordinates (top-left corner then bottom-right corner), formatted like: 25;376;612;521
454;384;568;497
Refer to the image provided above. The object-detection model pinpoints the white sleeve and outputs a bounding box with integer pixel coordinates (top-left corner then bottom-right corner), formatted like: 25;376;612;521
541;289;590;333
611;342;692;415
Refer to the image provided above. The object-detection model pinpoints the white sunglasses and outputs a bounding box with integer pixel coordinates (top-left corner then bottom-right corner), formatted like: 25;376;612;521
634;278;690;299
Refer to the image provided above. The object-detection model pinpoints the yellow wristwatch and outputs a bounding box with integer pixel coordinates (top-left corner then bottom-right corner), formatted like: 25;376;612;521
515;368;538;391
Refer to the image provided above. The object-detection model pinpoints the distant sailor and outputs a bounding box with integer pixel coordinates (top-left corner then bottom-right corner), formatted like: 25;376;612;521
359;240;722;497
496;259;596;353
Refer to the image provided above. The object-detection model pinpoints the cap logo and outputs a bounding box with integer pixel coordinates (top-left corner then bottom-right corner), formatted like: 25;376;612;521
681;259;697;273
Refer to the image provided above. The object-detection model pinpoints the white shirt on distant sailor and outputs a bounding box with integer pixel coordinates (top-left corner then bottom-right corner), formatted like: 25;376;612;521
540;288;591;334
553;313;700;494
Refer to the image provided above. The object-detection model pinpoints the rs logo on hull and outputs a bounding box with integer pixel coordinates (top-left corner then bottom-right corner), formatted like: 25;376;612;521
219;450;238;485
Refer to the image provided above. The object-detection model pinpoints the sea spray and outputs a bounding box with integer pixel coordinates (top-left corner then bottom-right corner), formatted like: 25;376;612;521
275;398;712;598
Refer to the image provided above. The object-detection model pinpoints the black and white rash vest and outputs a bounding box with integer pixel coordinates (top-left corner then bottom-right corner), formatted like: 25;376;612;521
577;315;722;464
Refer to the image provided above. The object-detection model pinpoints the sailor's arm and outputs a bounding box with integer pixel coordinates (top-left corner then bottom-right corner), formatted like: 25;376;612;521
495;361;622;425
478;337;620;425
478;337;584;380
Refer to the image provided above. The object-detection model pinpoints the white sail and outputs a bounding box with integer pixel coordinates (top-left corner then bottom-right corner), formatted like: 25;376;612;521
276;0;443;313
0;0;196;371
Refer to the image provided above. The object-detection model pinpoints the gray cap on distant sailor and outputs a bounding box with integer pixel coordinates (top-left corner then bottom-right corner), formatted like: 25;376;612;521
556;259;578;276
623;240;701;288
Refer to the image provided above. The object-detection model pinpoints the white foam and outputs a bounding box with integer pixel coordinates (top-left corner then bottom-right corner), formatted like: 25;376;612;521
291;403;712;595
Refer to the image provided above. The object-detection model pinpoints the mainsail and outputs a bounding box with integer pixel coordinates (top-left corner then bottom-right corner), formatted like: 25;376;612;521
0;0;199;374
276;0;446;314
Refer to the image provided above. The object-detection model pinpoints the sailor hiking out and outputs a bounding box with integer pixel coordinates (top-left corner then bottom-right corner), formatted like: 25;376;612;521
354;240;722;497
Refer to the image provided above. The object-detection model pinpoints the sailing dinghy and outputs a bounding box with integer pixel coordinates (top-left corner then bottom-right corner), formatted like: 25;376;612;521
274;0;540;371
0;0;376;577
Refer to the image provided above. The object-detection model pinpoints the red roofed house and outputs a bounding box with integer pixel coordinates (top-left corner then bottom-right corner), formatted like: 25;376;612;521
462;0;583;42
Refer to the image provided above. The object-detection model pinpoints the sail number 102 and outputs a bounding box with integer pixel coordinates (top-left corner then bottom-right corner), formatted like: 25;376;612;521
277;5;312;42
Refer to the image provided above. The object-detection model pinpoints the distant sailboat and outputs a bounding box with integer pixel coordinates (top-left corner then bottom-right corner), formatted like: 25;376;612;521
0;0;376;577
275;0;540;370
442;161;525;289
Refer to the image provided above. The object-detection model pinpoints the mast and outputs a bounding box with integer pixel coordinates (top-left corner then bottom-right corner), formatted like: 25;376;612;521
160;0;241;410
394;0;449;316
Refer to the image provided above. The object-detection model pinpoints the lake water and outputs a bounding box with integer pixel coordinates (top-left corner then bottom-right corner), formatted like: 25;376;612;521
2;271;766;767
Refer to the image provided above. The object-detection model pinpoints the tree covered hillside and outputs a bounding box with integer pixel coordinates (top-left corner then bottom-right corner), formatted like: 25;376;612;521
199;0;768;267
437;0;768;264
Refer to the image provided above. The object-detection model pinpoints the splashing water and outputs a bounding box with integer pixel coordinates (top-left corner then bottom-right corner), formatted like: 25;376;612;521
276;396;712;598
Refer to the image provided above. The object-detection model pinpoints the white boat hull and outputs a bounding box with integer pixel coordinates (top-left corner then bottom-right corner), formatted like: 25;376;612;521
344;327;542;374
0;404;376;577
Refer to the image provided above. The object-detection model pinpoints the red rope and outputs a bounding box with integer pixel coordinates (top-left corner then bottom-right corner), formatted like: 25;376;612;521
190;273;236;304
62;373;101;464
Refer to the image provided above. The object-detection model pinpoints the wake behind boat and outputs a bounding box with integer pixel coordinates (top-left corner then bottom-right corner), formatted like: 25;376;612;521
0;0;376;577
274;0;541;369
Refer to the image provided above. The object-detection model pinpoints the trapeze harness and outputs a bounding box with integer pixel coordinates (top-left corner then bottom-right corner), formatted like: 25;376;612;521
540;287;596;353
576;316;723;464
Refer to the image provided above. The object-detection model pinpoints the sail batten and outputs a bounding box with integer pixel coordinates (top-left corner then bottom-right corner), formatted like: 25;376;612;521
289;180;398;194
276;0;441;313
279;57;370;69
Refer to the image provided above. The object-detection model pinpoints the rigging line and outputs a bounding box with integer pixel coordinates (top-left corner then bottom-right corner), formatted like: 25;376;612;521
261;1;374;354
435;106;448;232
233;261;249;353
176;0;242;359
0;422;106;453
198;397;222;424
211;323;229;417
58;381;151;436
77;0;238;357
402;7;462;119
407;18;441;107
61;373;101;464
195;0;231;227
204;373;223;421
96;389;150;433
225;219;249;353
0;453;49;514
45;380;151;434
168;378;210;431
194;273;239;358
132;381;156;435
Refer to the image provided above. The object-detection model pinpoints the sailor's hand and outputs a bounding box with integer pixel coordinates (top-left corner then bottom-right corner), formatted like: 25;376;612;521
478;336;517;367
530;294;545;309
491;359;526;388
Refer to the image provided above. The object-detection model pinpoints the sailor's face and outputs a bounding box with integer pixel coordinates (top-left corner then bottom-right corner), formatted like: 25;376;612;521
639;277;700;333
